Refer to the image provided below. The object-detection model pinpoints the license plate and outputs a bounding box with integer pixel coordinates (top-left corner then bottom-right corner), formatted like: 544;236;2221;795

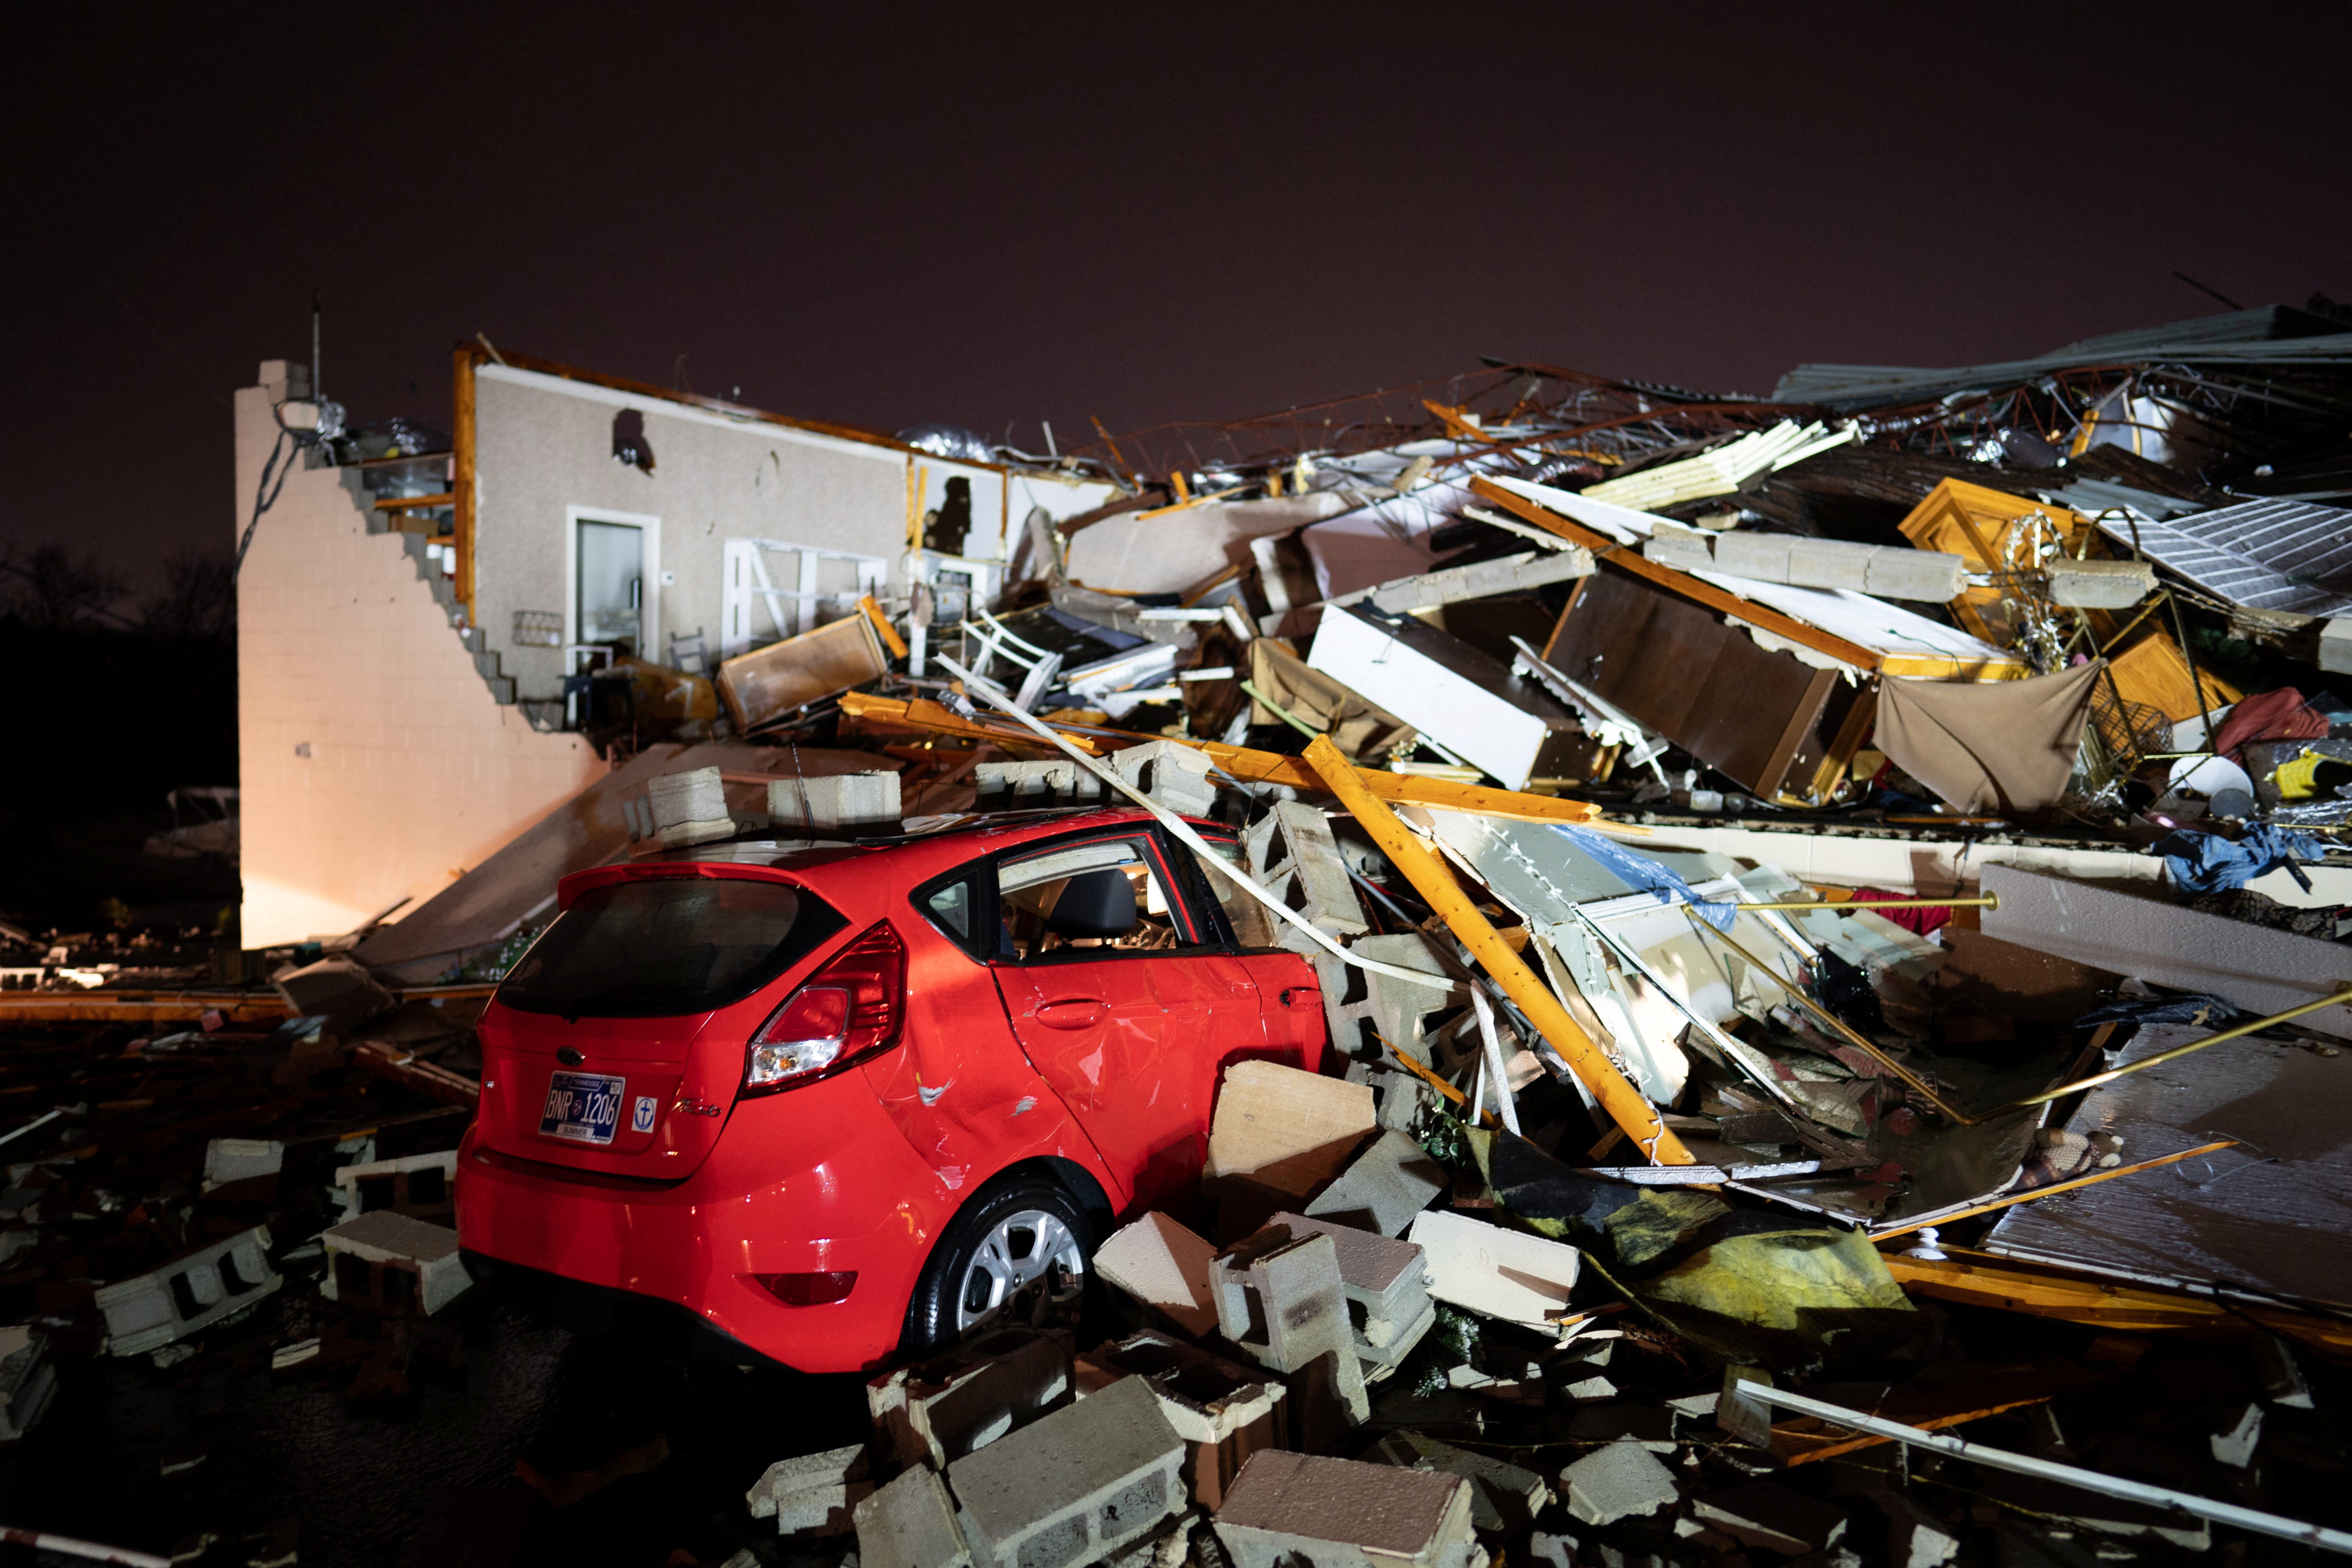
540;1071;626;1145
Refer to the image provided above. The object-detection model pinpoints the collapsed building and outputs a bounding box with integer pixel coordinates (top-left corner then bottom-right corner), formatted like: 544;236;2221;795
2;297;2351;1563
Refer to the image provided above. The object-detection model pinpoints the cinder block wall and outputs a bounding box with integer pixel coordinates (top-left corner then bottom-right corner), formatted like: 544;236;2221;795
234;361;601;947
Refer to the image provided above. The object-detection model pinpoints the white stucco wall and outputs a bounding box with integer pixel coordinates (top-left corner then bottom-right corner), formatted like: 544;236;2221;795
470;366;911;697
234;361;602;947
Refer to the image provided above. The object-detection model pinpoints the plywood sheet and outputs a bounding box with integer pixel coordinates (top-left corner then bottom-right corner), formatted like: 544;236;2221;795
1986;1022;2352;1307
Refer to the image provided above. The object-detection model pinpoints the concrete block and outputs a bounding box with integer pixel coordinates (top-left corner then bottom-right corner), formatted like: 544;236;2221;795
1862;547;1969;603
1109;740;1216;817
1303;1129;1447;1238
1095;1212;1220;1338
1245;801;1368;951
1559;1441;1680;1526
1079;1331;1284;1512
1405;1210;1580;1327
202;1138;285;1191
948;1374;1187;1568
1691;1481;1849;1555
1365;1429;1552;1534
974;759;1104;811
868;1327;1075;1469
768;770;902;831
648;765;734;846
2321;618;2352;677
1205;1062;1376;1205
1051;586;1200;651
1527;1532;1575;1568
269;956;396;1033
1212;1450;1482;1568
1880;1491;1961;1568
0;1326;57;1441
1642;531;1719;574
748;1441;871;1536
319;1210;471;1315
1782;537;1876;593
856;1463;973;1568
1210;1229;1368;1438
1350;549;1593;615
2046;557;2155;609
94;1225;282;1356
1264;1213;1434;1368
330;1148;457;1220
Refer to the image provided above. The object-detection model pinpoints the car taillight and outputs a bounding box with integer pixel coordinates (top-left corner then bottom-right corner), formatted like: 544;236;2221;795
751;1270;858;1305
744;921;904;1093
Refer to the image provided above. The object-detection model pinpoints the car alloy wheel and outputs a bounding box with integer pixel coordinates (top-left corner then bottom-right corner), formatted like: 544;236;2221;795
955;1206;1085;1334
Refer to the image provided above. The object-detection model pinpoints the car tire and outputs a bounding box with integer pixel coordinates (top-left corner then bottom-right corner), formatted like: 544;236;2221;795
901;1170;1096;1356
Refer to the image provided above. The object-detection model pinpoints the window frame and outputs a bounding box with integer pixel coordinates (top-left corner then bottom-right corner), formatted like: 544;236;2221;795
908;821;1232;968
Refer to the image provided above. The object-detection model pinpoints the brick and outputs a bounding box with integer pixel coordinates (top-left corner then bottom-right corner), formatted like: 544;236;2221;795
319;1210;471;1316
1212;1451;1481;1568
856;1463;973;1568
947;1374;1187;1568
1559;1441;1680;1526
868;1327;1074;1469
94;1226;283;1356
1303;1129;1447;1239
1079;1330;1284;1512
1692;1481;1849;1555
1405;1210;1579;1327
1263;1213;1434;1368
1365;1430;1552;1533
1095;1212;1220;1338
747;1441;871;1536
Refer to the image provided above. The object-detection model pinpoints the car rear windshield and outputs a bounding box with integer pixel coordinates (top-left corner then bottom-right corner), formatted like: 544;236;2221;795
497;877;847;1018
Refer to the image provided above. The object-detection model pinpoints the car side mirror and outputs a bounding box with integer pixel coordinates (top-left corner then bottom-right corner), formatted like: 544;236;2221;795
1045;868;1137;939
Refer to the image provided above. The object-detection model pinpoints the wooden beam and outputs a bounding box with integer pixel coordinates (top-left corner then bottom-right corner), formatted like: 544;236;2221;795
833;693;1620;828
372;493;457;511
1301;735;1694;1164
452;346;477;611
1882;1247;2352;1359
1468;477;1884;671
858;594;909;659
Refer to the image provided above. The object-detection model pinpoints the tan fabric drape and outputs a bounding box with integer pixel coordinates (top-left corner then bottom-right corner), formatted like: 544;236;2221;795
1875;659;2104;815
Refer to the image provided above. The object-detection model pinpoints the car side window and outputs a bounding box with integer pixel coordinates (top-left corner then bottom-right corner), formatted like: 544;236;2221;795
913;866;990;961
993;833;1198;963
1176;834;1279;950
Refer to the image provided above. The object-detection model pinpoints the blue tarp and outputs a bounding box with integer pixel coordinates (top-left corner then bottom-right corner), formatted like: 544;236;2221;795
1553;826;1738;931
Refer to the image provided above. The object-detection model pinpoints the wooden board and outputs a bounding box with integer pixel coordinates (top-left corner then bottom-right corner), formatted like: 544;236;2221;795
1544;567;1859;800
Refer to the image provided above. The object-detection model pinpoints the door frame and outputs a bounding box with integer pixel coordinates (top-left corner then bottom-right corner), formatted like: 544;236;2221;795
564;505;662;671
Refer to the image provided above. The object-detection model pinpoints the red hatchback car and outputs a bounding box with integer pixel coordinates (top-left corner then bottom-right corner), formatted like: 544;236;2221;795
456;806;1325;1372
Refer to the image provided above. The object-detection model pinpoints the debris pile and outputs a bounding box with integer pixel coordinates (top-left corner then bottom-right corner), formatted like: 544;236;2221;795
9;295;2352;1561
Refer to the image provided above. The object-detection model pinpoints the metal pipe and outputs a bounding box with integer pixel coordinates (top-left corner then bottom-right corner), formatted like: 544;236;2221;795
0;1527;171;1568
1870;1140;2235;1239
1991;986;2352;1112
1720;1381;2352;1555
1736;895;1998;913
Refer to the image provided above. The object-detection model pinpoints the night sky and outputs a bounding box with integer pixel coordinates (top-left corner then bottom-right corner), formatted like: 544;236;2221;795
9;4;2349;594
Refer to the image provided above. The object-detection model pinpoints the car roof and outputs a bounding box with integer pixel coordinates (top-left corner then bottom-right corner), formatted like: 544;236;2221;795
641;804;1231;872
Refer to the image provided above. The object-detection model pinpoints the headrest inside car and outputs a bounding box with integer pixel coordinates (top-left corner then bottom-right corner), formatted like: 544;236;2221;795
1046;867;1138;938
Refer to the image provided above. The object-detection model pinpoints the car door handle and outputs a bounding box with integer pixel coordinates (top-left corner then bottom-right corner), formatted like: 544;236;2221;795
1035;998;1108;1030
